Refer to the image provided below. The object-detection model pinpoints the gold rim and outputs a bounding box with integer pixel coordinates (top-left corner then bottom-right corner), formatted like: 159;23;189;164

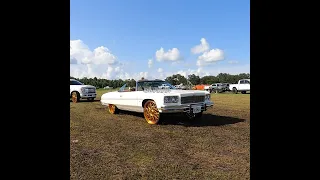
144;101;160;124
108;104;116;114
72;92;78;103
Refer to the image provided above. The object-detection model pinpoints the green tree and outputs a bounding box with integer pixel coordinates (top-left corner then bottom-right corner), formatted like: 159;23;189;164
188;74;200;85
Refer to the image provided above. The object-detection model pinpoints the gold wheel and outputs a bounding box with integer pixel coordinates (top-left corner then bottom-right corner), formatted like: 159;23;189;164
108;104;117;114
143;100;160;124
71;92;78;103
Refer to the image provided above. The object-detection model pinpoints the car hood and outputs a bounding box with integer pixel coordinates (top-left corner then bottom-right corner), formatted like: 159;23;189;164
77;85;96;89
162;89;208;96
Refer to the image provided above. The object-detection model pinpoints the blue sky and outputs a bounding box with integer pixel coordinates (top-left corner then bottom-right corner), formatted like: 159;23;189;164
70;0;250;80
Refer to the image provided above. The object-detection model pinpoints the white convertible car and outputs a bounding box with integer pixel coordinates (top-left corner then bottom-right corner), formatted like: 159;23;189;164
100;79;214;124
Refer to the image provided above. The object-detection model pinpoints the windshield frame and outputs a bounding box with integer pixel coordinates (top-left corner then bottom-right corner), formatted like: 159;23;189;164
70;79;83;85
136;80;176;91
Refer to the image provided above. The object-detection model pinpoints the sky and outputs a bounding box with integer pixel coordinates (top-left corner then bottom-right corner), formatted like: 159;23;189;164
70;0;250;80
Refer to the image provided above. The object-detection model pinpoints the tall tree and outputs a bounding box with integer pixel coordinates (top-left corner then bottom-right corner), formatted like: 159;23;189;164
188;74;200;85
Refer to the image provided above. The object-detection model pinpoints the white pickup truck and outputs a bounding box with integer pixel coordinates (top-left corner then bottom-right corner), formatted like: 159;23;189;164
70;79;97;103
229;79;250;94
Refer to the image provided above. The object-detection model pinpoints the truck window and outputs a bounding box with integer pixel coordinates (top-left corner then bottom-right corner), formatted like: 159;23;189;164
240;80;245;84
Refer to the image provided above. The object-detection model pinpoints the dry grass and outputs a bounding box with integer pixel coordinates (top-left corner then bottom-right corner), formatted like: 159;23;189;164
70;89;250;180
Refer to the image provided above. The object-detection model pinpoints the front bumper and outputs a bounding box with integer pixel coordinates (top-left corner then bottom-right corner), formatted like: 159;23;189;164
158;101;213;113
80;93;96;98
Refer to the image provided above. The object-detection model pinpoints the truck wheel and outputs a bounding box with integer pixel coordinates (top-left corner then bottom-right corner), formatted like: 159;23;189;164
71;92;80;103
232;88;238;94
108;104;119;114
143;100;160;125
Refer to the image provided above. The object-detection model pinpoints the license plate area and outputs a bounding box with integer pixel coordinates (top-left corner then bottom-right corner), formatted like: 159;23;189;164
192;105;202;113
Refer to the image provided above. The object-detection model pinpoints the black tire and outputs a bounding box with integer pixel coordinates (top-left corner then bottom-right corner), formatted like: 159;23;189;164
108;104;120;114
88;97;94;101
232;87;238;94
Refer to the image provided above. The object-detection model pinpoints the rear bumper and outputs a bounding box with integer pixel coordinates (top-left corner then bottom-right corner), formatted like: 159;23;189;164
158;101;213;113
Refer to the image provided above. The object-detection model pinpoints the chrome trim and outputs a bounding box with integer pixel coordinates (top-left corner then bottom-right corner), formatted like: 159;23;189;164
159;101;214;113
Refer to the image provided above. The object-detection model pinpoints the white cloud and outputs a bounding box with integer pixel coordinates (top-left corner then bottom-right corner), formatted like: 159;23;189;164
191;38;210;54
228;60;239;64
148;59;153;68
70;40;128;79
157;68;163;73
70;40;117;65
70;57;77;64
155;47;182;62
196;48;225;66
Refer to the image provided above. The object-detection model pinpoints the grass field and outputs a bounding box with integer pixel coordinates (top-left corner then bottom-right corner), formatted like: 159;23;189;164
70;89;250;180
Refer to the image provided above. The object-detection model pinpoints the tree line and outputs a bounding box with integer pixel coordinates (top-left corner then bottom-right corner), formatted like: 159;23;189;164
70;73;250;89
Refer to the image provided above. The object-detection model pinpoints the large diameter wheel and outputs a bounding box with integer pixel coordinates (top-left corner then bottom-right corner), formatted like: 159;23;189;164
143;100;160;125
71;92;80;103
108;104;119;114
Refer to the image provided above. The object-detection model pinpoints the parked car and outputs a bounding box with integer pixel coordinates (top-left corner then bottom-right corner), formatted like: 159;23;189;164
174;84;187;90
222;83;230;91
100;79;214;124
70;79;97;103
229;79;250;94
158;84;171;89
204;85;213;92
211;83;229;93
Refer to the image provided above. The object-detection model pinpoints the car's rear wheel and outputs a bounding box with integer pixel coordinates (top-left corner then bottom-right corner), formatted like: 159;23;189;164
108;104;119;114
71;92;80;103
143;100;160;124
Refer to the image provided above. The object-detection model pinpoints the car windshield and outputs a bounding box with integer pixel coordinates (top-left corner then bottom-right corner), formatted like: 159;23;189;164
137;81;175;91
70;80;83;85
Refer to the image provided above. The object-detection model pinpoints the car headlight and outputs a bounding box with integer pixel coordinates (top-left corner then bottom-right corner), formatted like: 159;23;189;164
81;88;89;93
164;96;179;103
205;94;211;101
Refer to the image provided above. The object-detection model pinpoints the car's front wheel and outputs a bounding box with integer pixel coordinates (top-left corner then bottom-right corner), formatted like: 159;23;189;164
143;100;160;125
108;104;119;114
71;92;80;103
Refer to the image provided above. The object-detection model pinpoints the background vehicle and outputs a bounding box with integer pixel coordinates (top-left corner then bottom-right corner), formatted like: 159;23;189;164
158;84;171;89
222;83;230;91
211;83;228;93
70;79;97;103
229;79;250;94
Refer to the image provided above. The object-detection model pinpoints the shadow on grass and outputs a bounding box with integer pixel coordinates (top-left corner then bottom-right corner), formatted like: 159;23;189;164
117;110;245;127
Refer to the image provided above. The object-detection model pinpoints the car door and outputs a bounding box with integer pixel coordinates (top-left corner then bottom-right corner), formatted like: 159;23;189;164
238;80;245;90
242;80;250;91
119;91;139;107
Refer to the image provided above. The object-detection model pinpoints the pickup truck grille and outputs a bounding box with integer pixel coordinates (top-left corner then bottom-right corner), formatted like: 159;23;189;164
181;96;205;104
88;88;96;93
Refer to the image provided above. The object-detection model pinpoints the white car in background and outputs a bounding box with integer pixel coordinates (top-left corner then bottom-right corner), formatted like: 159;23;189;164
100;79;214;125
70;79;97;103
229;79;250;94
